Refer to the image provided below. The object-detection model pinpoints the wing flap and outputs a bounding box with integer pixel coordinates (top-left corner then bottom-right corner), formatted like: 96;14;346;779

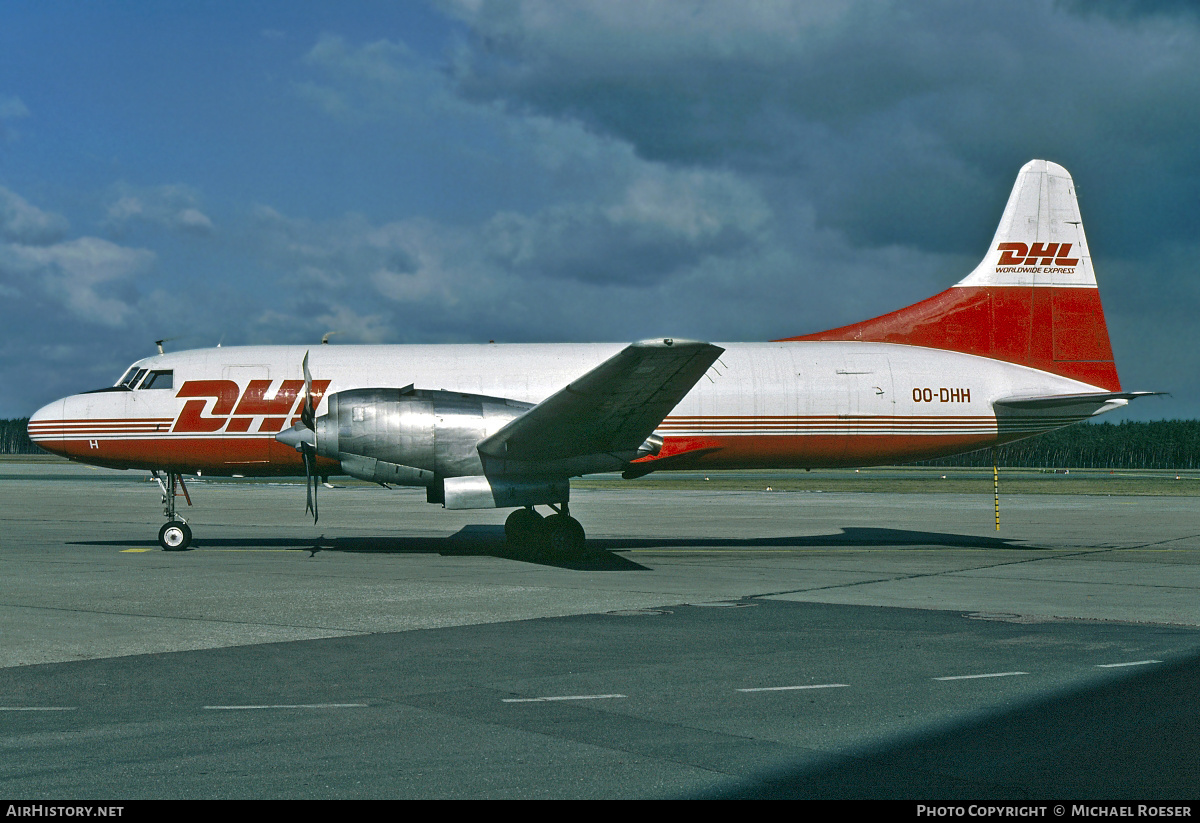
478;339;723;463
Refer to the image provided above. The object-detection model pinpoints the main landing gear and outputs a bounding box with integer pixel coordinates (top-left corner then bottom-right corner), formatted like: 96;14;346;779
152;470;193;551
504;503;587;558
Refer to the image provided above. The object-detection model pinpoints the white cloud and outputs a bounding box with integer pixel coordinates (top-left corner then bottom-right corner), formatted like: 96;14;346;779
0;94;30;120
295;33;444;123
104;184;215;236
440;0;1200;258
484;167;770;285
0;94;30;142
0;236;155;327
0;187;69;245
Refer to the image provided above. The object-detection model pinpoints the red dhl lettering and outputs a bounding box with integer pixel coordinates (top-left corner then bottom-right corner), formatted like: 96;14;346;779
172;379;331;433
996;242;1078;267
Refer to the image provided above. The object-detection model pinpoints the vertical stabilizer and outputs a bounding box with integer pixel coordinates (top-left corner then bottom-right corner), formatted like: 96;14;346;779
779;160;1121;391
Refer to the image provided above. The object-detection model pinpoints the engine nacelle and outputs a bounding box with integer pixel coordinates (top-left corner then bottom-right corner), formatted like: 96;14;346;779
443;475;570;510
314;387;533;483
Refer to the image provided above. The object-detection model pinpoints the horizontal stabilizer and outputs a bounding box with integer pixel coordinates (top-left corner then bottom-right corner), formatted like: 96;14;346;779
994;391;1164;410
478;339;723;463
991;390;1165;437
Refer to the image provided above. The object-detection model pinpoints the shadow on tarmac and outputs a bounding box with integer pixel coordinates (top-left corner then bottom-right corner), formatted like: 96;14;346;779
67;525;651;571
593;527;1031;552
704;652;1200;799
68;525;1035;570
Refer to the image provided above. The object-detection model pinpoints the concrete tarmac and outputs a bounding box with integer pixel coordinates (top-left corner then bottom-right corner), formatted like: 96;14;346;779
2;459;1199;799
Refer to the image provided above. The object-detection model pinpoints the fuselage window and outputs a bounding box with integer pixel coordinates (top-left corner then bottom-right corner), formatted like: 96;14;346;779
139;370;174;390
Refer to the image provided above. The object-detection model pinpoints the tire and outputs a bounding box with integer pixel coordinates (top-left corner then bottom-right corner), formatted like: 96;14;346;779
544;514;586;557
505;508;546;550
159;521;192;551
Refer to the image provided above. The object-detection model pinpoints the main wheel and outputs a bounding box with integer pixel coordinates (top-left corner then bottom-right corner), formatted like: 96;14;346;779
504;508;545;548
158;521;192;551
544;514;586;557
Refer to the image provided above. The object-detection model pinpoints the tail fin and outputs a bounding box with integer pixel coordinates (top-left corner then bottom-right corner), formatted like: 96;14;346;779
778;160;1121;391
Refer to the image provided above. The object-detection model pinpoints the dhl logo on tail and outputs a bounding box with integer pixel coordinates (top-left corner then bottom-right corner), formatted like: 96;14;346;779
996;242;1079;267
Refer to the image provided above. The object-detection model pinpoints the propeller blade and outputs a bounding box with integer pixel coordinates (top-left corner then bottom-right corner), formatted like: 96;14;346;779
276;350;321;524
302;443;319;523
300;351;315;431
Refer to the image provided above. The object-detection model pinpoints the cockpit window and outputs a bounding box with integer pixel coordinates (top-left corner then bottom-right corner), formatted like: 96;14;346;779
116;366;140;387
139;370;173;390
120;368;149;389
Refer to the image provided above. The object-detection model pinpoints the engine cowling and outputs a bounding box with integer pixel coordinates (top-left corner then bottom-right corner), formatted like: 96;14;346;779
314;387;533;483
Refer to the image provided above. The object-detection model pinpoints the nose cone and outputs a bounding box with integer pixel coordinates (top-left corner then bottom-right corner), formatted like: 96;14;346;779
275;422;316;452
26;398;67;457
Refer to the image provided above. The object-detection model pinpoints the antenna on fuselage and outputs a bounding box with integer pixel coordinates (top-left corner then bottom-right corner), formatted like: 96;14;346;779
154;336;183;355
321;331;342;345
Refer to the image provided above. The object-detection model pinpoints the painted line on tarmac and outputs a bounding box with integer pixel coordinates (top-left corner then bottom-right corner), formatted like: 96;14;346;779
203;703;369;710
1095;660;1162;668
502;694;626;703
737;684;849;692
934;671;1029;681
0;706;77;711
625;549;1086;554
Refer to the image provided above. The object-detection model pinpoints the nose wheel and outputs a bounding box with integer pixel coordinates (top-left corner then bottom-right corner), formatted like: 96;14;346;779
152;470;193;551
158;520;192;551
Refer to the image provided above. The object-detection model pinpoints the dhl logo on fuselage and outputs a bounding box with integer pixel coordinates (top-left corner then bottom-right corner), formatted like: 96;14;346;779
995;242;1079;267
172;379;332;433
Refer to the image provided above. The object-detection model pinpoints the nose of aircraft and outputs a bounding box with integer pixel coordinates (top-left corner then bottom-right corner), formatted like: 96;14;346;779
26;398;67;457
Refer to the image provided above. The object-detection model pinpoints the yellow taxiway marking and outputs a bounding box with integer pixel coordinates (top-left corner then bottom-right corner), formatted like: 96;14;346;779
120;548;155;553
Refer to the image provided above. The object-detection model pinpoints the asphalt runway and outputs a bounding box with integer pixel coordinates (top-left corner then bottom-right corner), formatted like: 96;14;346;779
2;459;1199;799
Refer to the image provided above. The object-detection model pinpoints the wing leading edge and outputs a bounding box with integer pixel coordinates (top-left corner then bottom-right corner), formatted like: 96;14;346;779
478;338;724;464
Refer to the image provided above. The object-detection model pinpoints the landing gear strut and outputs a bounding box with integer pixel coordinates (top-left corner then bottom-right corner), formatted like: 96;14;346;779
504;503;587;558
152;470;193;551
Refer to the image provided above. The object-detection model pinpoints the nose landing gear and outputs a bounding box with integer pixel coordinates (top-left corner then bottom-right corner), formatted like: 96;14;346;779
152;470;193;551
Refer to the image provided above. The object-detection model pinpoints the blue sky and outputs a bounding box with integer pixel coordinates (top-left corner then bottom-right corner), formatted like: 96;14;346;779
1;0;1198;420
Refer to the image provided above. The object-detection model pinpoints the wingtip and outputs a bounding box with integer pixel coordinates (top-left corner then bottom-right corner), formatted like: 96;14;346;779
633;337;723;353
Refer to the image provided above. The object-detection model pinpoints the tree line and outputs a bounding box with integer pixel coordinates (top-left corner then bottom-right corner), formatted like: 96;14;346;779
5;417;1200;469
914;419;1200;470
1;419;42;454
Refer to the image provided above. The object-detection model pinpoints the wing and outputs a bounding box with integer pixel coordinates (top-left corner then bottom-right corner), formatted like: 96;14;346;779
477;338;724;463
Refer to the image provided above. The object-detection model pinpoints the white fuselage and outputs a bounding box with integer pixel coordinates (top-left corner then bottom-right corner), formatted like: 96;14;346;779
29;340;1112;475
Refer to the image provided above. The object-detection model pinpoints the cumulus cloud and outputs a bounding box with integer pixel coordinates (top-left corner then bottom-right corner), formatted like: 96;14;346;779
104;184;215;236
0;186;157;334
0;187;70;245
295;33;450;123
0;93;30;142
442;0;1200;257
0;94;29;120
484;168;770;284
0;236;155;327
